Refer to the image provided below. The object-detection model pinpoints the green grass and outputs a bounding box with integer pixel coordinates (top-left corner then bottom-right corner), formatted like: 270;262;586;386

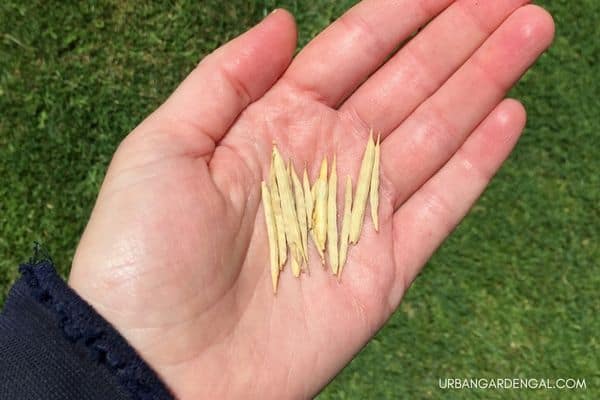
1;1;598;398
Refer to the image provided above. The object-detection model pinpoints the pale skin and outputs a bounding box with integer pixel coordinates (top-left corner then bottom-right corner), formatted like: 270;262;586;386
68;1;554;398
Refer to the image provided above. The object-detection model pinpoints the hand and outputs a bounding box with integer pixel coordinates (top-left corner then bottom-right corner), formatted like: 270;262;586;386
69;2;554;398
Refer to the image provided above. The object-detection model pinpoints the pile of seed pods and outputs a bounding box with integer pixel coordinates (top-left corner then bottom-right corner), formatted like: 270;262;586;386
261;131;380;293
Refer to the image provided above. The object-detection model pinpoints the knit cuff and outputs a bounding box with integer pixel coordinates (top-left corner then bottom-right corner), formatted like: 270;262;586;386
18;256;173;400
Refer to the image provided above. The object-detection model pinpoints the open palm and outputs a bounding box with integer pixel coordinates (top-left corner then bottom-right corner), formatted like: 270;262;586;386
69;1;554;398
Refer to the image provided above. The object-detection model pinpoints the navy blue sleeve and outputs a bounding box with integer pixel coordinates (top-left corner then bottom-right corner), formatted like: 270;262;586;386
0;257;173;400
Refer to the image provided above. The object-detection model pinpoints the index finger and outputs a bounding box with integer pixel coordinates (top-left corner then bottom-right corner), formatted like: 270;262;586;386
281;0;455;107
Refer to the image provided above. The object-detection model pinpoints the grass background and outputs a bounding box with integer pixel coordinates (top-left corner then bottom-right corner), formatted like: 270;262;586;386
1;1;598;398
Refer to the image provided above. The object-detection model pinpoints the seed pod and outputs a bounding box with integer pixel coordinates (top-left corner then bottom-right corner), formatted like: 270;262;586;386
338;175;353;279
291;254;301;277
287;160;298;253
261;182;279;293
327;156;338;274
350;131;375;244
270;163;287;270
303;168;314;230
287;166;305;270
273;147;304;270
310;227;324;262
307;167;323;262
291;165;308;263
370;133;381;232
313;157;328;263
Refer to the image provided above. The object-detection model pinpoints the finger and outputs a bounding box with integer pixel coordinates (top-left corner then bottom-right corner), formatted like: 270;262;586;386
339;0;529;135
282;0;455;107
389;99;526;306
140;10;297;148
382;5;554;208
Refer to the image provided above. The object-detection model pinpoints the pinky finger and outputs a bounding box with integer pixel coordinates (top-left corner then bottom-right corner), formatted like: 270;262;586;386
389;99;527;306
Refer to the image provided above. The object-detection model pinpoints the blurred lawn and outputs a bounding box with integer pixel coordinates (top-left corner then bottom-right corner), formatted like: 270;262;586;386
1;1;598;398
